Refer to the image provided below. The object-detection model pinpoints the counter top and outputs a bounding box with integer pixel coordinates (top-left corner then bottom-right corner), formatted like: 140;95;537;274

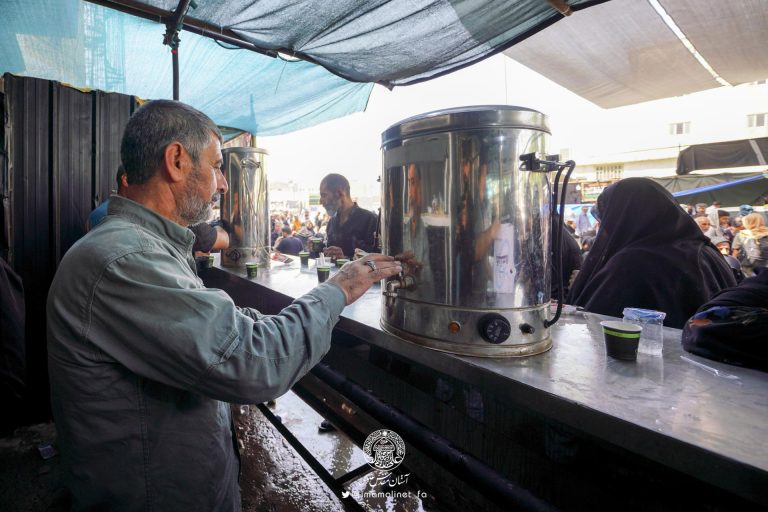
205;258;768;504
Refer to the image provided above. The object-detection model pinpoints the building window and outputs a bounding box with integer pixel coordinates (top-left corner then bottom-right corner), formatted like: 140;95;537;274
595;164;623;181
669;122;690;135
748;113;767;128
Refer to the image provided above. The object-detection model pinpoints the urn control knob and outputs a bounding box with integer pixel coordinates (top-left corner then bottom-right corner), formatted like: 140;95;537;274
478;314;511;344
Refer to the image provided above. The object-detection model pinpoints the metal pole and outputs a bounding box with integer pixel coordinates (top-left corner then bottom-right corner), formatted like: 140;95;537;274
311;363;558;512
163;0;195;101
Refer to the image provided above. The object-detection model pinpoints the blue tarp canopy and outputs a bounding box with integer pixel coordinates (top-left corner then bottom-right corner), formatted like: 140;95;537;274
0;0;605;135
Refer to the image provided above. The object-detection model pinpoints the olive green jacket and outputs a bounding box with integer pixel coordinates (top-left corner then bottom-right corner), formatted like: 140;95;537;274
47;196;345;511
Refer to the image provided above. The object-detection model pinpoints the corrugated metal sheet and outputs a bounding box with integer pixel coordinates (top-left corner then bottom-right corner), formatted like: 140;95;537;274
1;73;136;423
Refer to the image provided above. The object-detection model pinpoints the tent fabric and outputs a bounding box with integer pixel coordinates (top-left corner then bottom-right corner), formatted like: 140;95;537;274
125;0;605;86
504;0;768;108
652;173;768;206
676;138;768;175
1;0;373;135
0;0;607;135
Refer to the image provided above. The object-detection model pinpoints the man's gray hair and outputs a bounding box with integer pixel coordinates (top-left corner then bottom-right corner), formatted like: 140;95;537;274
121;100;222;185
321;173;350;195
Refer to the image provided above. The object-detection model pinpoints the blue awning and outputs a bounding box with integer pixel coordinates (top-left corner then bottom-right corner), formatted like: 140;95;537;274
1;0;373;135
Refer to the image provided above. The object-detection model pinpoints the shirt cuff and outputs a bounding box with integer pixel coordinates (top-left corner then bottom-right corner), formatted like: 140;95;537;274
306;282;347;319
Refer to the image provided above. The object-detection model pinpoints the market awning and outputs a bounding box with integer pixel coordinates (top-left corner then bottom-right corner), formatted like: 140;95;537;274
504;0;768;108
676;138;768;175
1;0;605;135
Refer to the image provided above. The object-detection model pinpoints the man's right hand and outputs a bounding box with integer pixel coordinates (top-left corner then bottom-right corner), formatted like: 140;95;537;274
323;246;345;260
327;254;402;305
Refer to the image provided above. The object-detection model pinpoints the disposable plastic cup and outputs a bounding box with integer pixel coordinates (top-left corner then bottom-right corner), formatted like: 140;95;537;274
600;320;642;361
622;308;666;356
335;258;349;268
316;265;331;283
299;252;310;266
246;262;259;278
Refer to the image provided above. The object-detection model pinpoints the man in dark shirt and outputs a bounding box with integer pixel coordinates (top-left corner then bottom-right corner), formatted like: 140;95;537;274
276;226;304;255
320;173;378;259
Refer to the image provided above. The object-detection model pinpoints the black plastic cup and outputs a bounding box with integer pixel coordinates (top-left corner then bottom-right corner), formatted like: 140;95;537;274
310;238;325;253
600;320;642;361
196;255;212;271
335;258;349;268
246;262;259;278
299;251;310;266
317;265;331;283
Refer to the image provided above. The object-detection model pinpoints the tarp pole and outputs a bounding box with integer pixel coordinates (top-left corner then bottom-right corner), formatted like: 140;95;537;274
163;0;196;101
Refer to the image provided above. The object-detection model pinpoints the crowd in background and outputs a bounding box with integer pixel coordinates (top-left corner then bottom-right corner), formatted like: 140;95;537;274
564;198;768;282
270;210;331;255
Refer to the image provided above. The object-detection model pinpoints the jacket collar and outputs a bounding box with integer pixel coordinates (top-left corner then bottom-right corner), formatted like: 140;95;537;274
108;195;195;252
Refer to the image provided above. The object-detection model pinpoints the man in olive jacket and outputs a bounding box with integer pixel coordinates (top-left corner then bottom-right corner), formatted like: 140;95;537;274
47;100;400;511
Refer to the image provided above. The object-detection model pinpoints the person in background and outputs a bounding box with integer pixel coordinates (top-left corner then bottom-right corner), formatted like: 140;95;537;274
575;205;592;238
190;219;230;256
551;213;581;300
694;216;717;240
275;226;304;255
734;204;754;228
705;200;721;225
715;210;734;242
694;203;708;217
710;236;744;283
295;221;315;250
87;166;128;230
732;213;768;276
682;269;768;372
320;173;378;260
567;178;735;328
270;219;283;247
47;100;401;510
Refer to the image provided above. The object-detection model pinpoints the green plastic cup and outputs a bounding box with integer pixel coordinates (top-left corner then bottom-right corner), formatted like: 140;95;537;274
316;265;331;283
245;262;259;278
299;251;310;266
335;258;349;268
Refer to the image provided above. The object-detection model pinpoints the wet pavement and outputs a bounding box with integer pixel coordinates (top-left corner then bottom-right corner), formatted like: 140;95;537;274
0;392;432;511
236;391;431;512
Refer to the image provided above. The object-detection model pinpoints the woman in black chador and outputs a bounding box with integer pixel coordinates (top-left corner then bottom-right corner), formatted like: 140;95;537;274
567;178;736;328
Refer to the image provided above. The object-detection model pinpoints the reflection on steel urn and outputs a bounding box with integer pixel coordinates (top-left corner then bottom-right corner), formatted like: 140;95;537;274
381;106;553;357
220;147;270;268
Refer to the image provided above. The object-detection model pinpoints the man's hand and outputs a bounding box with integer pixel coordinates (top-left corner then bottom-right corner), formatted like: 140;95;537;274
394;251;422;277
323;246;345;260
327;254;402;305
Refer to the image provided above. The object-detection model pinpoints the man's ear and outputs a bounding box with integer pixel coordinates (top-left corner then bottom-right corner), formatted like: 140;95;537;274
163;142;188;183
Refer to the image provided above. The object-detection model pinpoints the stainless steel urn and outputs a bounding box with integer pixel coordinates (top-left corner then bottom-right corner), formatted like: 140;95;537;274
381;106;553;357
220;147;270;268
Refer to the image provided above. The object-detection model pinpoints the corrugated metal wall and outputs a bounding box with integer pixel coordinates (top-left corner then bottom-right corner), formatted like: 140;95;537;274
1;73;136;424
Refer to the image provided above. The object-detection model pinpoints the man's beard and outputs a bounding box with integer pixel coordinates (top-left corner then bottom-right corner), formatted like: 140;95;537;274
179;165;219;225
324;197;340;217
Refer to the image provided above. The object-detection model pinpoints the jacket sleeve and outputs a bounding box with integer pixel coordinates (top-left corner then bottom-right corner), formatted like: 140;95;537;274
86;250;346;404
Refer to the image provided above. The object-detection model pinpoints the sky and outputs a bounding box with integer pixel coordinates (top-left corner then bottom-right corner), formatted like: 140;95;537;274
259;54;605;193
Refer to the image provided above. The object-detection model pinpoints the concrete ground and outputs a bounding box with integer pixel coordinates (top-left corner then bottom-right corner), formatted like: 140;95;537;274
0;391;431;512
